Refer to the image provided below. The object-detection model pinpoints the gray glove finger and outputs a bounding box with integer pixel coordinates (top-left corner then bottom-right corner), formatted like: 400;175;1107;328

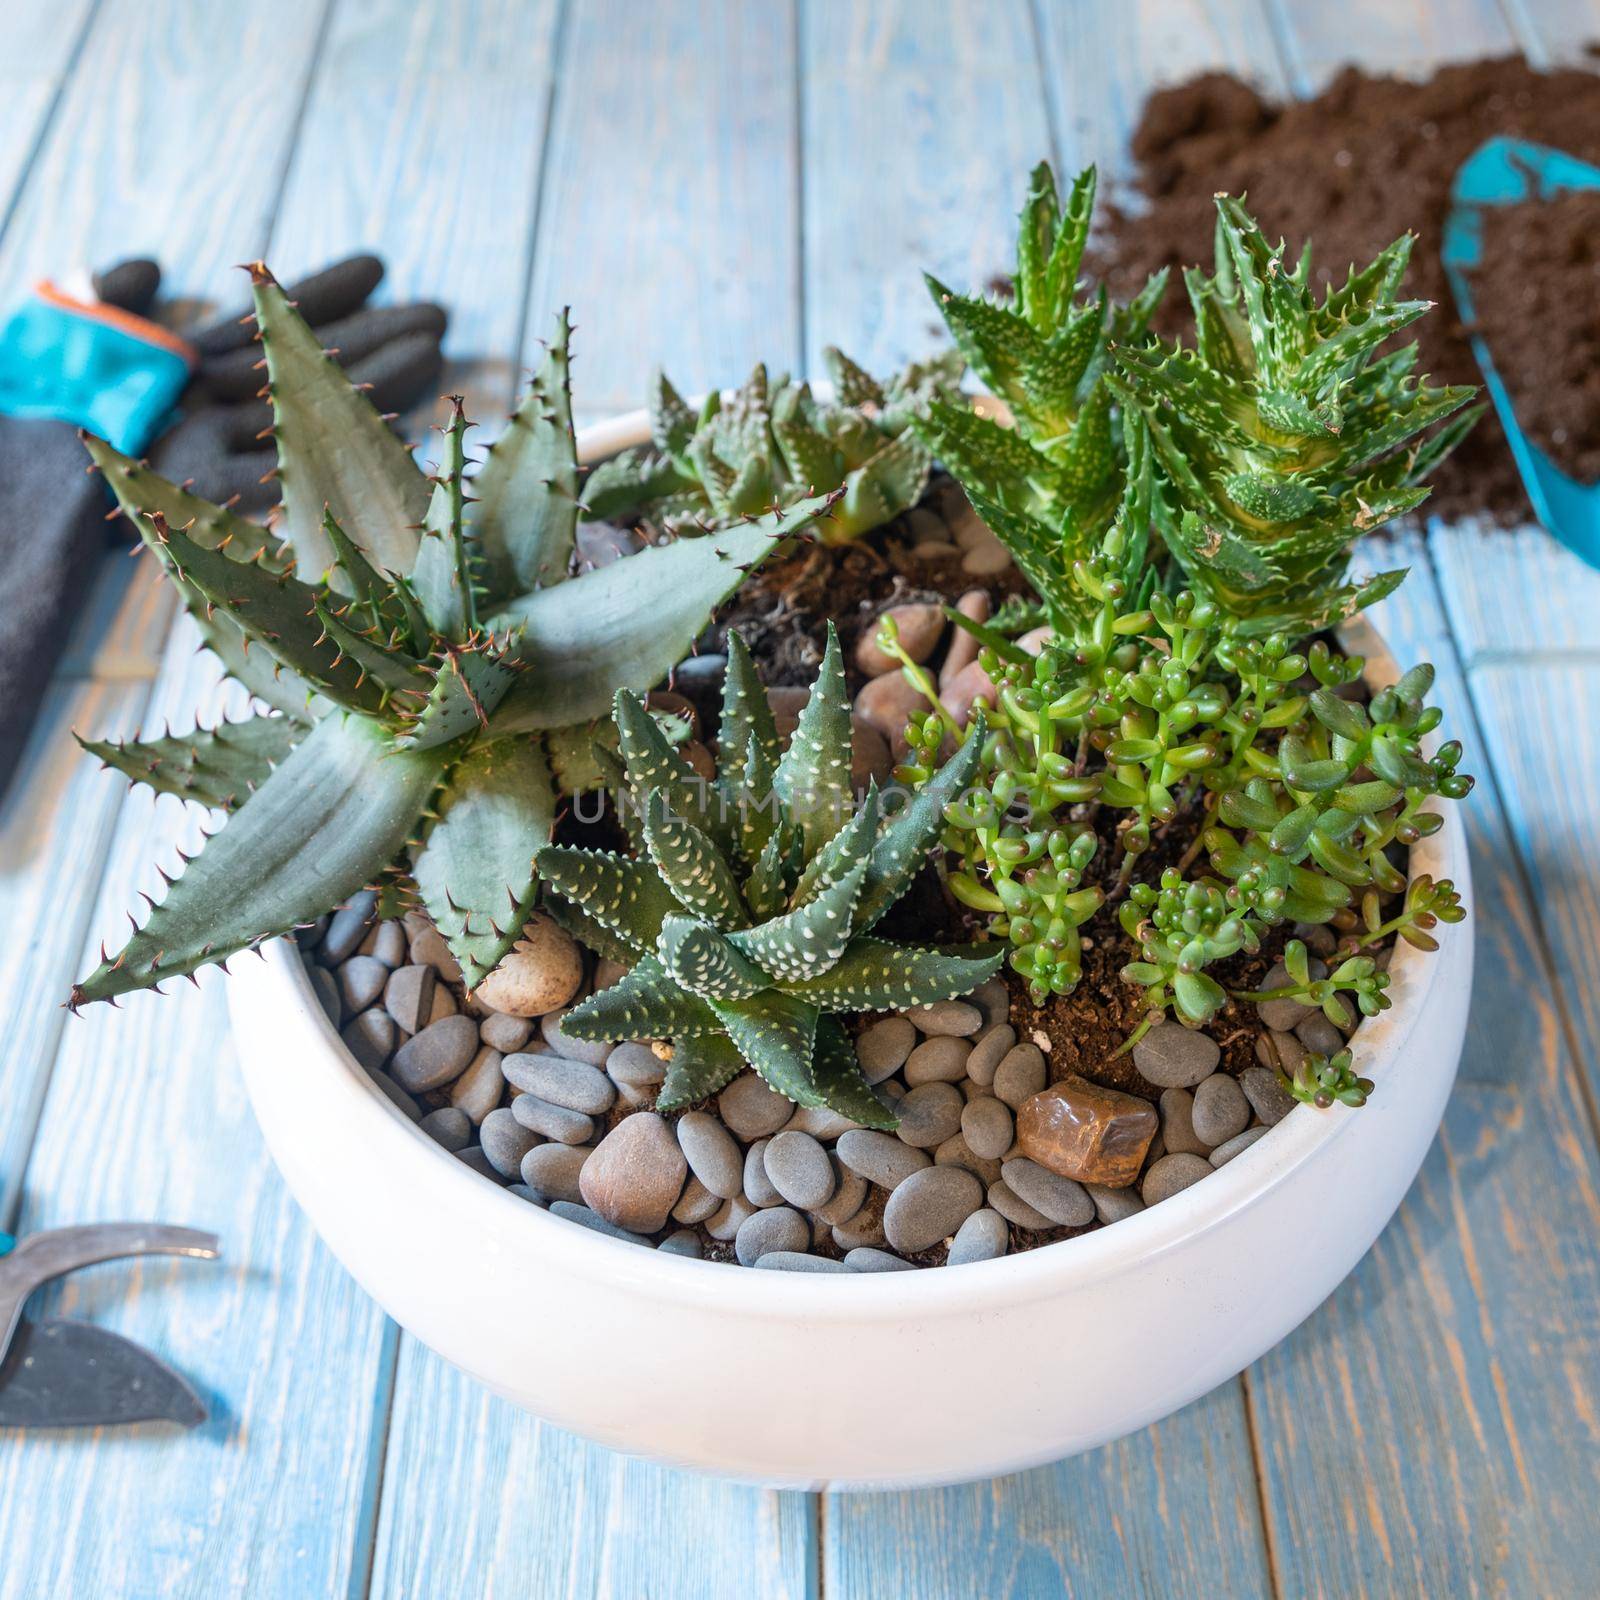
192;254;385;357
91;258;162;316
347;331;446;418
150;410;275;511
196;301;447;402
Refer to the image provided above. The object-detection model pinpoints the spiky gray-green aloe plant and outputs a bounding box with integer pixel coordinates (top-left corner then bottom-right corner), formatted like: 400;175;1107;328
581;348;963;544
914;161;1167;603
538;626;1003;1124
70;264;829;1006
1106;197;1482;635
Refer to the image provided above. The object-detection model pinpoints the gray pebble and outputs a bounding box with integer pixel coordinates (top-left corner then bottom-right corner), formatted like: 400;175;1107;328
301;914;329;950
409;924;462;984
781;1104;859;1140
1000;1158;1093;1227
965;1023;1015;1087
704;1194;756;1242
993;1043;1047;1109
743;1139;784;1207
831;1195;887;1250
371;1070;420;1122
904;1000;983;1037
419;1106;472;1152
427;986;459;1024
764;1130;835;1211
1192;1074;1250;1147
718;1072;793;1140
1256;960;1323;1031
1295;1012;1345;1056
812;1156;868;1226
895;1081;965;1148
658;1229;704;1258
449;1045;504;1125
987;1179;1054;1231
1210;1127;1270;1167
549;1201;648;1245
837;1129;931;1189
1159;1087;1210;1155
341;1008;397;1072
506;1183;547;1207
503;1053;616;1115
884;1165;984;1252
510;1093;594;1145
1132;1021;1220;1089
676;1110;744;1199
321;892;377;965
735;1206;809;1266
904;1036;972;1085
479;1011;533;1053
933;1133;1002;1188
1240;1065;1297;1127
1293;921;1338;957
845;1247;916;1273
756;1251;849;1273
606;1041;667;1087
1260;1029;1308;1077
520;1143;590;1203
391;1014;479;1092
855;1016;916;1083
1142;1152;1213;1205
947;1208;1009;1265
672;1173;723;1224
969;977;1011;1030
309;965;342;1026
541;1008;613;1067
453;1145;503;1183
481;1107;540;1178
383;963;436;1034
1085;1182;1146;1224
368;920;407;968
960;1096;1014;1161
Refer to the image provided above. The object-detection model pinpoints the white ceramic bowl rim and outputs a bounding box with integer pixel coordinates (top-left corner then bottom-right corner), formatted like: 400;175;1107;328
267;402;1470;1323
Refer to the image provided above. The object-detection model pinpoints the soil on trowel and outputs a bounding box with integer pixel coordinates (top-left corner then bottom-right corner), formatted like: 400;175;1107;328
1469;187;1600;486
1087;52;1600;525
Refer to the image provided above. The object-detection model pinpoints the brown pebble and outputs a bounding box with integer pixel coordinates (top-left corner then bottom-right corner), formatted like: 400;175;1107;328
1015;1074;1158;1188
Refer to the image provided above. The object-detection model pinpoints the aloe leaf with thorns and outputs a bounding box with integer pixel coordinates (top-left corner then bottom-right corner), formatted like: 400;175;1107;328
71;266;831;1005
540;626;1003;1123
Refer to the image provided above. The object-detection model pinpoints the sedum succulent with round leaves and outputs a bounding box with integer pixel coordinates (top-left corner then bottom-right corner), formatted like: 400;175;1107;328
70;265;828;1007
539;626;1002;1125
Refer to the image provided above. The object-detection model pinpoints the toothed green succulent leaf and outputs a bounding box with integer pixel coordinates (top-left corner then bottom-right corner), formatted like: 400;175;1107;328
730;858;866;984
641;793;748;929
411;735;556;989
536;846;678;956
782;938;1002;1011
657;914;768;1001
394;646;520;752
656;1032;746;1112
560;953;723;1041
810;1019;896;1130
713;989;822;1106
772;626;852;859
409;399;478;640
76;714;302;811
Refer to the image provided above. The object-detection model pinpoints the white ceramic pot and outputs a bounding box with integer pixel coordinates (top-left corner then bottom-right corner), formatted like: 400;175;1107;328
228;410;1474;1490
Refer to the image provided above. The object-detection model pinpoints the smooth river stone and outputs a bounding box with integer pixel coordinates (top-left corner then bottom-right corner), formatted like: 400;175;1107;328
1015;1073;1158;1189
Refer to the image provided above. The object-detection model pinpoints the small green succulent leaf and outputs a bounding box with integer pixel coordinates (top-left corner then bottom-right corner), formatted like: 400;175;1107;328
772;623;852;859
75;713;302;811
560;953;723;1043
393;645;519;752
486;494;833;731
535;846;678;956
649;369;698;461
312;601;430;697
730;858;867;984
641;792;748;928
822;346;885;408
810;1018;897;1131
781;938;1003;1012
411;734;556;989
471;308;579;599
409;398;478;640
249;263;428;584
581;448;692;521
71;710;447;1005
713;990;822;1107
612;691;731;852
656;913;768;1001
792;786;881;908
656;1032;746;1113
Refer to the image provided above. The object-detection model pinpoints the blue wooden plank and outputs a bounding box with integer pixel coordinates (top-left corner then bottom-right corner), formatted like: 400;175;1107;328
523;0;802;426
0;0;99;230
1263;0;1515;93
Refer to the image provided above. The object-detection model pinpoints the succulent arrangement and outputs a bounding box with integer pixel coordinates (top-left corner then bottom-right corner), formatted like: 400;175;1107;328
881;166;1474;1056
71;268;828;1005
539;627;1002;1123
581;349;962;542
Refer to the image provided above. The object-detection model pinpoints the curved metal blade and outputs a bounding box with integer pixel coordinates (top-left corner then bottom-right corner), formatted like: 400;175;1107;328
0;1319;206;1430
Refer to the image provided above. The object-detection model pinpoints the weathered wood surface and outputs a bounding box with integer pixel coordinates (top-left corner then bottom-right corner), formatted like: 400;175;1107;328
2;0;1598;1595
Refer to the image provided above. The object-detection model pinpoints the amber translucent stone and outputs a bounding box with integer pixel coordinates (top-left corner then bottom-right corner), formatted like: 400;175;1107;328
1015;1074;1158;1189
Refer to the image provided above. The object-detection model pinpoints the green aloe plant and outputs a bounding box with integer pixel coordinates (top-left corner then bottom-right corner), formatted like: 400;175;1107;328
1107;197;1483;635
71;266;828;1006
539;626;1003;1123
581;349;962;543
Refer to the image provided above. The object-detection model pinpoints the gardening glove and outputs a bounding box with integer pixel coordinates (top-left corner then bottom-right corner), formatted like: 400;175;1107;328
0;255;448;799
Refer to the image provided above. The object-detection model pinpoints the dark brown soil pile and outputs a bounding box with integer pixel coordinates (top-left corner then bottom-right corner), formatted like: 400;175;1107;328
1089;54;1600;524
1469;188;1600;484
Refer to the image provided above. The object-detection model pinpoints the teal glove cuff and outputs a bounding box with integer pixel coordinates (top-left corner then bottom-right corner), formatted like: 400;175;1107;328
0;283;193;455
